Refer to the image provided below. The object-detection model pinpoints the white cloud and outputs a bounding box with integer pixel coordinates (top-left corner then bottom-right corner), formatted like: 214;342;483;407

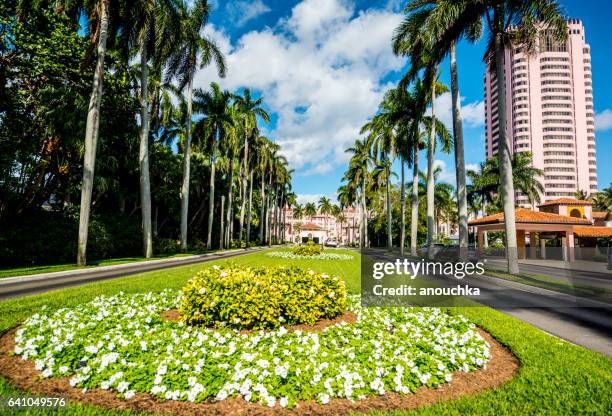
194;0;405;176
430;92;485;130
595;109;612;131
433;159;456;186
226;0;271;27
465;163;480;173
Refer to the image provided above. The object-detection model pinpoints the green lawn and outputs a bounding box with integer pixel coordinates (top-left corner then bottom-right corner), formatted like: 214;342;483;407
484;269;612;301
0;249;610;415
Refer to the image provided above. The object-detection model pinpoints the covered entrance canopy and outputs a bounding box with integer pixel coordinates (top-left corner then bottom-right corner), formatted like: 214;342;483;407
468;207;612;261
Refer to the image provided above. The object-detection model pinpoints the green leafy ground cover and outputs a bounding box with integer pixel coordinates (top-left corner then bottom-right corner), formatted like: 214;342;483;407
0;249;610;415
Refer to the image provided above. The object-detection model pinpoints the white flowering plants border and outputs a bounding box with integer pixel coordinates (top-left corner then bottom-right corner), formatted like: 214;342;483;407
265;251;354;261
14;291;490;409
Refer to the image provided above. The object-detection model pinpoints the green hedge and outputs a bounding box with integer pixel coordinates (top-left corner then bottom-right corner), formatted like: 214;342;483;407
179;265;347;329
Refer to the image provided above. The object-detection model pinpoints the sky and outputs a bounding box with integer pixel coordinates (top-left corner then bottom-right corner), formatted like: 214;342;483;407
199;0;612;205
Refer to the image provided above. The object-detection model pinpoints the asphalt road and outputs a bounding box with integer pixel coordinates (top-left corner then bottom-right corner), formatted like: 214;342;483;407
0;248;266;300
364;249;612;357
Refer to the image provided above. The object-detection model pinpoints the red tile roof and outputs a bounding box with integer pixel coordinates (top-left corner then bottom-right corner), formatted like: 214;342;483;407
299;223;323;231
592;211;610;219
468;208;592;226
538;198;592;207
573;226;612;238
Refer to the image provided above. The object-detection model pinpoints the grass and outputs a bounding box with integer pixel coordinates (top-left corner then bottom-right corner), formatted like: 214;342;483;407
484;269;612;301
0;248;610;415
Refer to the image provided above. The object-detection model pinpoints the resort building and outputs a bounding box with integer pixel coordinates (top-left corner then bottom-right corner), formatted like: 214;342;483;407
484;19;598;206
469;198;612;261
282;206;361;245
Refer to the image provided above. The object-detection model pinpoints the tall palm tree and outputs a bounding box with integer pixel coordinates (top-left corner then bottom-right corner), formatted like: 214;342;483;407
410;0;567;273
344;139;372;248
394;0;482;258
573;189;589;201
192;82;233;249
234;89;270;242
165;0;226;251
75;0;118;265
318;196;333;238
134;0;181;258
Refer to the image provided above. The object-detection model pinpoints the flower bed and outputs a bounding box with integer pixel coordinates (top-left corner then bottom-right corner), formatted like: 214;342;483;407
265;251;354;261
180;265;347;329
14;290;490;409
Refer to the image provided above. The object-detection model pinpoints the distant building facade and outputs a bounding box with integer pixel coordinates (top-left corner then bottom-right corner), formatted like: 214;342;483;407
282;207;361;244
484;19;598;206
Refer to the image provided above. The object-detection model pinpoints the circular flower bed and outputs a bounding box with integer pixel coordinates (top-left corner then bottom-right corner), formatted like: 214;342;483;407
265;251;354;261
180;265;347;329
14;289;490;408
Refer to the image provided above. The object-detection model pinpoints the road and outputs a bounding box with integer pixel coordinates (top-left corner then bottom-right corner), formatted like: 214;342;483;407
0;248;266;300
364;249;612;357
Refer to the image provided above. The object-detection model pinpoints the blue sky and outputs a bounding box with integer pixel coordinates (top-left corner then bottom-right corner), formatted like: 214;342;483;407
201;0;612;204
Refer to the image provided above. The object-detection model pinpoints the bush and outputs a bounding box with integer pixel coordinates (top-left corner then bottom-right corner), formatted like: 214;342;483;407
155;238;180;255
179;265;347;329
292;241;322;256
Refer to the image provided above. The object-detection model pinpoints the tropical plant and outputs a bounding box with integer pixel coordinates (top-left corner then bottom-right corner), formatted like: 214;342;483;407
165;0;226;252
404;0;567;273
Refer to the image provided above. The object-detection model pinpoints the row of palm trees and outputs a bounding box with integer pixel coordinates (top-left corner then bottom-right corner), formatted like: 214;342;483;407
340;0;567;273
37;0;293;264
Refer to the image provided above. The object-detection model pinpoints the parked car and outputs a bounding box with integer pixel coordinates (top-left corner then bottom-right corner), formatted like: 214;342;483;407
324;239;339;247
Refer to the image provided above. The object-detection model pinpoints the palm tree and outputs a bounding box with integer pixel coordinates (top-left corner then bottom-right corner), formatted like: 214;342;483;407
75;0;117;265
591;191;611;212
304;202;317;222
134;0;182;258
573;189;589;201
256;137;274;244
394;0;482;258
165;0;226;251
318;196;333;238
410;0;567;273
467;152;545;212
344;139;372;248
192;82;233;249
234;89;270;243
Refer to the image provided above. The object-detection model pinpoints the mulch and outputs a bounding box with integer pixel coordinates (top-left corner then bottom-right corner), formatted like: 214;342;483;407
0;325;519;415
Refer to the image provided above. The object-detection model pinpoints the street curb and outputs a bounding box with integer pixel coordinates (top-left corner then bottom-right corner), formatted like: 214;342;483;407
0;248;254;286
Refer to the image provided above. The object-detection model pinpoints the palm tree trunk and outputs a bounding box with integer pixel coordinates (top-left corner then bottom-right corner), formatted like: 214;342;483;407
259;171;265;244
386;159;392;250
225;157;234;247
494;10;519;274
219;195;225;249
139;45;153;258
77;0;109;266
450;42;468;260
400;158;406;256
362;176;368;248
206;140;217;249
238;139;248;242
246;170;254;246
180;77;194;252
426;82;436;257
411;141;419;256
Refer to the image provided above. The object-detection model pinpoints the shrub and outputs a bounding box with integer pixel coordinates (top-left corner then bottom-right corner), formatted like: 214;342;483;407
155;238;180;255
179;265;347;329
292;241;322;256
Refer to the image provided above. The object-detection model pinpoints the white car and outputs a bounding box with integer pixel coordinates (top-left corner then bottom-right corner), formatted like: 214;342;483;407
325;239;339;247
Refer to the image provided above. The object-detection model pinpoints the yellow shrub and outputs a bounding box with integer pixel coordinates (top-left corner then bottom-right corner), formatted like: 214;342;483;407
179;265;347;329
292;241;322;256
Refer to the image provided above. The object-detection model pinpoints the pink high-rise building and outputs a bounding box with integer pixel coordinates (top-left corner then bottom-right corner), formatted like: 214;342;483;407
484;19;598;206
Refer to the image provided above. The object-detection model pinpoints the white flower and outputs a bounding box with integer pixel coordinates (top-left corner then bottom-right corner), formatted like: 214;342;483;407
199;288;206;294
280;397;289;408
124;390;135;399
